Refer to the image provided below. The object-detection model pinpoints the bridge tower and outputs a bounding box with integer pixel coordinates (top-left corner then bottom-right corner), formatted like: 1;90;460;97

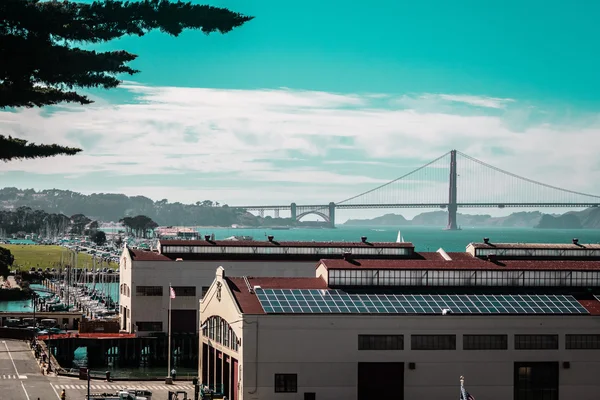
328;202;336;228
290;203;297;220
446;149;459;230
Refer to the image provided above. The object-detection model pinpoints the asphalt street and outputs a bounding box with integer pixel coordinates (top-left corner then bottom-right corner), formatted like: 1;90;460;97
0;339;56;400
0;339;193;400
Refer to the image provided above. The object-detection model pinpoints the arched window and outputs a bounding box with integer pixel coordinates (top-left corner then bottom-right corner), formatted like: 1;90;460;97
202;316;239;352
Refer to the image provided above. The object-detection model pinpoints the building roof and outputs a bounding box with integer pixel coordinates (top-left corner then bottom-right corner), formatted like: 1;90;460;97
468;242;600;250
159;239;413;248
226;276;328;314
224;275;600;315
127;248;171;261
319;253;600;271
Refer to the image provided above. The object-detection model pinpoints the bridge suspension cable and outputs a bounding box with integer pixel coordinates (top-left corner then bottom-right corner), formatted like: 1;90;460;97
457;151;600;202
336;149;600;207
336;151;452;206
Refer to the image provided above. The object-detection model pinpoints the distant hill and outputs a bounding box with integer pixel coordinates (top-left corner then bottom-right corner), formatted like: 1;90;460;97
344;209;599;229
343;213;410;226
0;187;282;227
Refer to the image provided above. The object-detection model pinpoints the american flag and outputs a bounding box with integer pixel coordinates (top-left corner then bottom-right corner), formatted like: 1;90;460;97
170;286;176;299
460;385;475;400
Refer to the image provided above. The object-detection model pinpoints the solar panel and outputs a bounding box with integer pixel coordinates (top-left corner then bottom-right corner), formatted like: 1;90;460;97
255;289;589;315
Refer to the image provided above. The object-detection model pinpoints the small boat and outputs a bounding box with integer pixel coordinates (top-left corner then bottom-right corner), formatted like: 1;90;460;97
396;230;405;243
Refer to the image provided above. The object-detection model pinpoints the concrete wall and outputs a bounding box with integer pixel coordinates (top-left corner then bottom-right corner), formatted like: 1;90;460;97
121;258;317;333
236;314;600;400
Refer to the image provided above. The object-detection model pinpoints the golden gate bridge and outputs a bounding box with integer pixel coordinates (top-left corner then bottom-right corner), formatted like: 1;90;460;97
231;150;600;229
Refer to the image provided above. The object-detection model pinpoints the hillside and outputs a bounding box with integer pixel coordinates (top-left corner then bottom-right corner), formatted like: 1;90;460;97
0;188;268;227
344;209;599;229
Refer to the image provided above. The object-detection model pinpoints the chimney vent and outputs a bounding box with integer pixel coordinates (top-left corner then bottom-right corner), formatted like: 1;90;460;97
267;235;274;242
573;238;579;245
483;237;490;244
343;251;352;260
204;235;211;241
487;254;497;262
361;236;367;243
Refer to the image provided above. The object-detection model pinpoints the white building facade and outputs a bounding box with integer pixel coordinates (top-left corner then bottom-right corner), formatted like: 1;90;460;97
199;242;600;400
119;237;412;334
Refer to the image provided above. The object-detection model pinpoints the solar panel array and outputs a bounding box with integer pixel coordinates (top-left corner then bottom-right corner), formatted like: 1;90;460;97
255;289;589;315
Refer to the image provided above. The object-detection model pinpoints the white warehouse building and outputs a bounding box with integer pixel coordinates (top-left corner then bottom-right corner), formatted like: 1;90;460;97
118;236;412;334
198;240;600;400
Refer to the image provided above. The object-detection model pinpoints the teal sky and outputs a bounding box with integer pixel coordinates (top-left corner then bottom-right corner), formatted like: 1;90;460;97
2;0;600;221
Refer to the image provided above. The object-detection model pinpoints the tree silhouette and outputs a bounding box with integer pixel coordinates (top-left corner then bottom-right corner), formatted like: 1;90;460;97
0;247;14;278
1;0;253;160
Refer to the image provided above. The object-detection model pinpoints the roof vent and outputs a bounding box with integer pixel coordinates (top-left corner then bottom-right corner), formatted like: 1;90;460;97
343;251;352;260
204;235;211;241
175;258;183;262
253;285;262;291
361;236;367;243
267;235;274;242
483;237;490;244
573;238;579;245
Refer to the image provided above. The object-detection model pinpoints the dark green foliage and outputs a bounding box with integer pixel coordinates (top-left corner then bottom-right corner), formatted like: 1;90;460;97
0;206;72;236
0;0;253;109
120;215;158;238
91;230;107;246
0;135;82;162
70;213;92;235
0;0;252;158
0;247;15;278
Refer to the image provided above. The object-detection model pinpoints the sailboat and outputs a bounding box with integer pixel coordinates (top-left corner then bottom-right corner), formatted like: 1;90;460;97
396;230;405;243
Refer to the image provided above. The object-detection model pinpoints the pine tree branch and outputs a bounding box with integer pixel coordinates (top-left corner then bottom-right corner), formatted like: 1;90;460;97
0;84;91;108
0;135;82;161
1;35;138;89
1;0;254;41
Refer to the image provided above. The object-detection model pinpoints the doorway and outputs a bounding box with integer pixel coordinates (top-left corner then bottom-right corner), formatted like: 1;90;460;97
358;362;404;400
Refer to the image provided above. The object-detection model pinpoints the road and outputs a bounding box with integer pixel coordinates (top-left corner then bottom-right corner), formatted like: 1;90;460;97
0;339;193;400
0;339;55;400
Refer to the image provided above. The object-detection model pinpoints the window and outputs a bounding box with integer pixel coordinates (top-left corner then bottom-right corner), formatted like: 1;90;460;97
515;335;558;350
566;334;600;349
464;335;508;350
201;286;211;297
202;315;239;351
172;286;196;297
137;321;163;331
274;374;297;393
135;286;163;296
411;335;456;350
358;335;404;350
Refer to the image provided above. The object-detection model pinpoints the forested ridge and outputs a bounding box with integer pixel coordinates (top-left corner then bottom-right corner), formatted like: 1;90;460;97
0;188;284;226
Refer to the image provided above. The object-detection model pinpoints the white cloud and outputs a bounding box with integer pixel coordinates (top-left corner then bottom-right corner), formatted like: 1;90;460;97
424;94;515;109
1;84;600;208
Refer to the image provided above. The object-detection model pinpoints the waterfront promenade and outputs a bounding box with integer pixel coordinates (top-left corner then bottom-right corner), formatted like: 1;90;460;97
0;339;193;400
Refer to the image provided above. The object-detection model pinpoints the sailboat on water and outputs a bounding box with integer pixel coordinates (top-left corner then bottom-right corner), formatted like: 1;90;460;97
396;230;405;243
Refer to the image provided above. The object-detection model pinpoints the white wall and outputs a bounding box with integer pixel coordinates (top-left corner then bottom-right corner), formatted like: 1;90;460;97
119;247;133;332
236;314;600;400
121;258;317;333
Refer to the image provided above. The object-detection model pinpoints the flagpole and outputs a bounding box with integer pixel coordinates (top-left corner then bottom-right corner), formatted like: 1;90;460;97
167;282;172;379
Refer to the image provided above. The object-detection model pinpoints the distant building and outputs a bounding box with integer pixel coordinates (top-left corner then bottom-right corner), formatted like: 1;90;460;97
118;236;412;334
199;239;600;400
